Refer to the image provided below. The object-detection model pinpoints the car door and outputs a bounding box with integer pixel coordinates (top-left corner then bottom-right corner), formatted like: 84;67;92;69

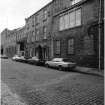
50;60;57;67
52;58;62;67
48;58;58;67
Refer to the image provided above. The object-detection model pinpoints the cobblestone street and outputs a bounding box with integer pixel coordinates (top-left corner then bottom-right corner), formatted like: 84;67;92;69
1;59;104;105
18;74;104;105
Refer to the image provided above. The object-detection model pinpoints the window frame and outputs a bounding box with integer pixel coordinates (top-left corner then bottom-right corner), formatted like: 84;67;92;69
55;40;61;54
43;9;47;20
59;8;81;31
43;26;47;39
67;38;75;55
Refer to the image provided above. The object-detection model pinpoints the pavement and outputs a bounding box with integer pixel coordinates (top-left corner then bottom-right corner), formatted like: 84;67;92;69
1;82;26;105
74;66;104;77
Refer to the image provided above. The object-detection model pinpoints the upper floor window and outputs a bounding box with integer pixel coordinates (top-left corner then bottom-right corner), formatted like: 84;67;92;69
43;26;47;39
59;8;81;31
31;20;34;27
31;31;35;42
36;14;40;24
71;0;82;5
48;11;51;17
43;10;47;20
36;29;39;41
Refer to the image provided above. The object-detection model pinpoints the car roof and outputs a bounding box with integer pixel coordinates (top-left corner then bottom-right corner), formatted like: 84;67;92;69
52;58;63;61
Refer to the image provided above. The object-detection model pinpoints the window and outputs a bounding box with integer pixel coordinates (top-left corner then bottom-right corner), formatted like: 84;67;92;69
75;9;81;26
59;8;81;31
31;31;35;42
48;11;50;17
43;26;47;39
59;16;64;30
55;40;60;54
68;39;74;54
36;14;39;24
32;17;34;27
69;11;75;28
36;29;39;41
43;10;47;19
64;14;69;29
71;0;82;5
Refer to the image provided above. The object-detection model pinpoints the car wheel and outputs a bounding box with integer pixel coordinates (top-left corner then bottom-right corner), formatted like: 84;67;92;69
58;65;63;71
46;64;49;68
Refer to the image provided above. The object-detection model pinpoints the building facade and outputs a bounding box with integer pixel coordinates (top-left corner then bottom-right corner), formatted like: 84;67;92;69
25;2;53;60
1;26;27;57
52;0;104;68
16;26;27;56
0;0;104;68
1;28;17;57
1;29;7;55
25;13;36;58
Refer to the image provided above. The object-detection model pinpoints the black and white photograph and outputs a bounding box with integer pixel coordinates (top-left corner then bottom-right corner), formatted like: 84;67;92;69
0;0;104;105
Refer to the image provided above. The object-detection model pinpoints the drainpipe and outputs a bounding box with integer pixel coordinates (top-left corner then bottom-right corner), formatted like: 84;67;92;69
98;0;102;71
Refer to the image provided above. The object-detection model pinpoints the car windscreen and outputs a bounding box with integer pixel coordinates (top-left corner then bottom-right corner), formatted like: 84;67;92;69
52;58;62;62
32;57;39;60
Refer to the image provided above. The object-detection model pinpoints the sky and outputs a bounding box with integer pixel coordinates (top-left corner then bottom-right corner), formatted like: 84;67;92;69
0;0;52;33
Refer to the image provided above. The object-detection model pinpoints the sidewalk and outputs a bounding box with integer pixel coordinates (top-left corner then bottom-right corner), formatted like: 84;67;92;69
1;82;26;105
74;66;104;77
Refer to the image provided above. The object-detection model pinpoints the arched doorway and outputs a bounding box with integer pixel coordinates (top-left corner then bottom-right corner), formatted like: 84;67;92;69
36;45;43;60
42;46;49;60
35;45;49;60
1;48;3;55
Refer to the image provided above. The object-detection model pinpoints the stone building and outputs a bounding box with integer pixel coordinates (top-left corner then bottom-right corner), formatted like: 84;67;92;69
0;0;104;68
52;0;104;68
1;26;27;57
25;13;36;58
25;1;53;60
16;26;27;56
1;28;17;57
1;29;7;55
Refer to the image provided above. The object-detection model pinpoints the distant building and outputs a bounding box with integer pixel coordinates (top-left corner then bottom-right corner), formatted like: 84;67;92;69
1;28;17;57
1;26;27;57
52;0;104;68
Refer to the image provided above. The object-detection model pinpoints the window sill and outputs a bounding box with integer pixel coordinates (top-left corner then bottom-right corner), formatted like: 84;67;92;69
59;25;82;32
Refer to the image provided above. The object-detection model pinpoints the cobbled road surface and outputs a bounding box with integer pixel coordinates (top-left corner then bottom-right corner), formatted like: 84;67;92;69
1;59;104;105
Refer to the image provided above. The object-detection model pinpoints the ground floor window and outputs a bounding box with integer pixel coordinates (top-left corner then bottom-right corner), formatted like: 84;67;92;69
55;40;60;54
68;38;74;54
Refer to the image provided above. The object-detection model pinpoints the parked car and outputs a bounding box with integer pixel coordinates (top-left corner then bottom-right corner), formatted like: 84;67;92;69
45;58;76;70
19;56;26;62
12;55;21;61
27;56;45;66
1;54;8;59
12;55;25;62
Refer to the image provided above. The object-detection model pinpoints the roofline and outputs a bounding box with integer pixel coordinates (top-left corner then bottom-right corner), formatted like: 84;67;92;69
25;1;52;20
